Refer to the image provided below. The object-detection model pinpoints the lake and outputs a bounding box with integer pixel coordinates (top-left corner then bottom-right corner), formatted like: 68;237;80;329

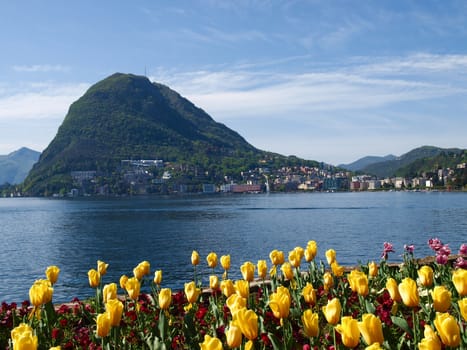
1;191;466;303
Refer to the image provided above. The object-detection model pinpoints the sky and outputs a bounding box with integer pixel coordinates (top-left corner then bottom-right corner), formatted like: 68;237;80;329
1;1;467;165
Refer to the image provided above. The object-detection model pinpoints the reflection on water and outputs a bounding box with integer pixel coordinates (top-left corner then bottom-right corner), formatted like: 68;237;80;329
1;192;466;302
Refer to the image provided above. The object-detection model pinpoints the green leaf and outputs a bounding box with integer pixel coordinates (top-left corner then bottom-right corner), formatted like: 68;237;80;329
391;316;413;337
267;332;283;350
365;299;376;314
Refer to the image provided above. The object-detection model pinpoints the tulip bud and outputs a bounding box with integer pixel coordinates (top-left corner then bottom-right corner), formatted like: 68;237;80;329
153;270;162;285
185;281;201;304
88;269;100;288
417;265;434;287
45;265;60;285
398;277;419;308
368;261;378;277
386;278;401;302
325;249;336;265
336;316;360;348
358;313;384;346
191;250;200;266
240;261;255;282
97;260;109;276
119;275;128;290
159;288;172;310
301;309;319;337
323;272;334;291
257;260;267;279
434;312;460;348
206;252;218;268
431;285;451;312
220;255;231;271
322;298;341;325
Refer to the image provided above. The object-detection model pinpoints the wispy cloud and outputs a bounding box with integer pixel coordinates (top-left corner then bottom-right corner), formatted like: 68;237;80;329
12;64;70;73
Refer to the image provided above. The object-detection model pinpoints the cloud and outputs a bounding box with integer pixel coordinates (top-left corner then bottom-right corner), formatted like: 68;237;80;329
12;64;70;73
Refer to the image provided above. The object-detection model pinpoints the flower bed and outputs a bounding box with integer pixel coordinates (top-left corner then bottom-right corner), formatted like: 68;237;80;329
2;239;467;349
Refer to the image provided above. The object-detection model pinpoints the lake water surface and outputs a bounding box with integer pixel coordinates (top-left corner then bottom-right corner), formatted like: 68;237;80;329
1;191;466;302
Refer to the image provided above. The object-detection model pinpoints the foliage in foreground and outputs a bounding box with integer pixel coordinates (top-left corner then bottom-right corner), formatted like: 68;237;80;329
2;239;467;350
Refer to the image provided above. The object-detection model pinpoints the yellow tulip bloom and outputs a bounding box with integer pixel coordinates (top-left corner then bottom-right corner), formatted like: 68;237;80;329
417;265;434;287
269;249;284;266
336;316;360;348
398;277;419;307
153;270;162;285
119;275;128;290
459;298;467;321
452;268;467;296
431;285;451;312
191;250;200;266
348;270;369;296
10;324;38;350
302;282;317;306
102;283;117;303
29;279;53;307
199;334;223;350
288;249;301;268
331;262;345;277
232;307;258;340
133;261;150;280
385;278;401;302
220;255;231;271
106;298;123;327
96;312;111;338
257;260;267;279
206;252;218;268
281;262;294;280
368;261;378;277
365;344;382;350
434;312;460;348
269;286;291;320
240;261;255;282
305;240;318;262
209;275;219;290
301;309;319;338
418;325;441;350
322;298;341;325
220;279;235;298
125;277;140;300
325;249;336;265
97;260;109;276
45;265;60;285
226;294;247;315
226;323;242;348
185;281;201;304
358;313;384;346
87;269;100;288
159;288;172;310
323;272;334;291
235;279;249;299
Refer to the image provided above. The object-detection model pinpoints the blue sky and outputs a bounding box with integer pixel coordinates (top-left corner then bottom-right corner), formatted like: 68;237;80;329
1;0;467;165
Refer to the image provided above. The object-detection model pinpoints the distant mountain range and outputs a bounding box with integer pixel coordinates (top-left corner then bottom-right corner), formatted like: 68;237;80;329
0;147;40;185
340;146;467;178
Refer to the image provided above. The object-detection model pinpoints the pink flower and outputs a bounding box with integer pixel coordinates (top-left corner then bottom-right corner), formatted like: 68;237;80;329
381;242;395;260
428;238;443;252
436;254;448;265
454;257;467;269
404;244;415;254
459;243;467;255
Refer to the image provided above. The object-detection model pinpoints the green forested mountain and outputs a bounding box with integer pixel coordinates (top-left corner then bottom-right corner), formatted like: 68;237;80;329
23;73;319;195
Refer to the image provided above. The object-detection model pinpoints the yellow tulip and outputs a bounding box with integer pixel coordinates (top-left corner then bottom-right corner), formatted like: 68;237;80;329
125;277;140;300
199;334;223;350
398;277;419;307
452;268;467;296
431;285;451;312
232;308;258;340
153;270;162;285
210;275;219;290
418;325;441;350
417;265;434;287
133;261;150;280
358;313;384;346
288;249;301;268
191;250;200;266
335;316;360;348
45;265;60;285
119;275;128;290
97;260;109;276
331;261;345;277
185;281;201;304
105;298;123;327
305;240;317;262
88;269;100;288
102;283;117;303
365;344;382;350
49;347;61;350
348;270;369;297
240;261;255;282
235;279;249;299
220;255;231;271
96;312;111;338
206;252;218;268
220;279;235;298
322;298;341;325
269;286;291;320
257;260;267;279
301;309;319;338
433;312;460;347
159;288;172;310
139;260;150;275
281;262;294;280
302;282;317;306
226;323;242;348
385;278;401;302
226;294;247;315
325;249;336;265
29;279;53;307
459;298;467;321
269;249;284;266
368;261;378;277
245;340;254;350
10;324;38;350
323;271;334;291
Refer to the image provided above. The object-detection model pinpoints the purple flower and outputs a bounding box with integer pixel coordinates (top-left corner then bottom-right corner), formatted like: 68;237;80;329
428;238;443;252
459;243;467;255
404;244;415;254
436;253;448;265
381;242;395;260
454;257;467;269
439;244;451;257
